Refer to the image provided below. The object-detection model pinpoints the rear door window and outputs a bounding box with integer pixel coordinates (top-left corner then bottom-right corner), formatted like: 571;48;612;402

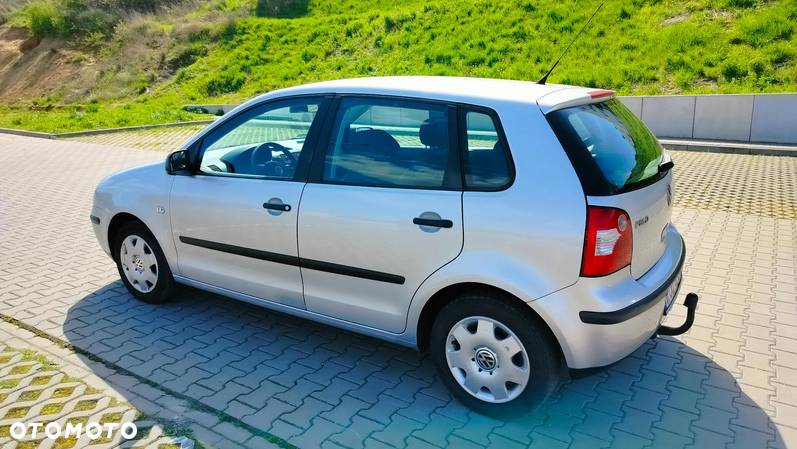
321;97;460;189
547;99;664;195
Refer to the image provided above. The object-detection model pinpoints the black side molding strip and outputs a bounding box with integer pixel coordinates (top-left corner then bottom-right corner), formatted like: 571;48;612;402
179;236;405;285
180;236;300;266
301;258;405;285
579;240;687;325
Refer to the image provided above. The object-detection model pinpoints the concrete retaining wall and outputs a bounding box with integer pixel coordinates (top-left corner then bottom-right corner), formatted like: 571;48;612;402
618;93;797;144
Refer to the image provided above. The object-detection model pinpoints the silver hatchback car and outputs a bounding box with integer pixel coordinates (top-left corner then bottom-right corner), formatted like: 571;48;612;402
91;76;698;416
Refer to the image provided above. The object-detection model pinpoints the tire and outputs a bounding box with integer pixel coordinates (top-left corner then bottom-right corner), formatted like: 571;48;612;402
113;221;175;304
430;291;561;418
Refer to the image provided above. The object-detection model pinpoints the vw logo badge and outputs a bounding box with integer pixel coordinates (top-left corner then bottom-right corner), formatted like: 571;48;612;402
474;348;498;371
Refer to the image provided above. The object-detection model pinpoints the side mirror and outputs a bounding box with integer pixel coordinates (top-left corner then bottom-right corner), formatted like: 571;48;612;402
165;150;191;175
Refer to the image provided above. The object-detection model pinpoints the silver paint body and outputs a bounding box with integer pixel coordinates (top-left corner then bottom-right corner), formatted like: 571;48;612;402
91;77;683;369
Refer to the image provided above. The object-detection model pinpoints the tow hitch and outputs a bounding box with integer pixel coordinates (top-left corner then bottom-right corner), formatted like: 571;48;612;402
657;293;699;336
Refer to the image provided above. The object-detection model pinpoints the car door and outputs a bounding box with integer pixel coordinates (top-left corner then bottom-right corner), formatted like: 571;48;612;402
297;96;464;333
170;96;328;309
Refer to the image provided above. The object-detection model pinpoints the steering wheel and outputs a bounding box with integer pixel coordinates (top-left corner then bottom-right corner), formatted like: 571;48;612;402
250;142;296;176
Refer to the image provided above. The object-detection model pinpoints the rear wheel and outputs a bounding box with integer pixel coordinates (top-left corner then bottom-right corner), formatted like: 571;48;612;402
114;221;175;304
430;291;561;417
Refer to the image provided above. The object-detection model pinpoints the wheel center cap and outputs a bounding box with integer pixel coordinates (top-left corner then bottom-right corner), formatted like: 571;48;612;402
132;255;144;273
474;347;498;371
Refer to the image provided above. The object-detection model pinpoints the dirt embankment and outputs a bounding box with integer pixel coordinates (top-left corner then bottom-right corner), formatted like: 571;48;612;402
0;26;96;102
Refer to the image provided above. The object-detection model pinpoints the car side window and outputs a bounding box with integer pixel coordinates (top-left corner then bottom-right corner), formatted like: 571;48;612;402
462;110;513;190
198;98;321;179
322;97;458;189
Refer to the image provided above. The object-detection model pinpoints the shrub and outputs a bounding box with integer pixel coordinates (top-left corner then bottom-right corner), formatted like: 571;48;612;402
164;43;208;73
63;0;119;35
113;0;173;11
255;0;308;18
726;0;756;7
205;71;246;96
749;58;766;77
24;2;63;37
722;61;747;80
735;11;793;48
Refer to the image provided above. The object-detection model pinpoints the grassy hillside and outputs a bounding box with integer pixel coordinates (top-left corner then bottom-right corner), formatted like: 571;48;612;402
1;0;796;132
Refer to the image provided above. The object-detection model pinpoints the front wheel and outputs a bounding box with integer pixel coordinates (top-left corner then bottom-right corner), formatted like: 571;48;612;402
114;221;175;304
430;292;561;417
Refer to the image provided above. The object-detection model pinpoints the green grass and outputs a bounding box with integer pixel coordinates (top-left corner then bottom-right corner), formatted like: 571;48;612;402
0;95;209;133
2;0;796;132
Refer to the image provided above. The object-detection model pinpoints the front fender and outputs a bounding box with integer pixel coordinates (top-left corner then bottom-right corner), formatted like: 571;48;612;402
92;162;178;271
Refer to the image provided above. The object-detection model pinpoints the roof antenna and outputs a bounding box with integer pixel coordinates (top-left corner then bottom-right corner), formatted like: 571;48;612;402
537;3;604;85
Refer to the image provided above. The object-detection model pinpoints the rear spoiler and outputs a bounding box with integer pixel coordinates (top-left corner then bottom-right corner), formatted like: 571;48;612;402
537;88;616;115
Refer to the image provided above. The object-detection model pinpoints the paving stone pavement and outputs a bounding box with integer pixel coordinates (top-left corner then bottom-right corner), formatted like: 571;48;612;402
63;126;207;153
1;133;796;449
0;338;192;449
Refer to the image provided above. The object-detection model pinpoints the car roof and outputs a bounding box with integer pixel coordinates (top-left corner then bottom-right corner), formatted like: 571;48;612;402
185;76;614;149
254;76;581;106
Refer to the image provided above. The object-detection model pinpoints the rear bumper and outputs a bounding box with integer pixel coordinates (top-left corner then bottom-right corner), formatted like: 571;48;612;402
531;225;689;369
579;240;685;325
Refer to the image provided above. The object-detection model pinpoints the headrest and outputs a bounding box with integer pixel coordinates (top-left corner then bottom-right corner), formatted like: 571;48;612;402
419;119;448;148
342;128;400;157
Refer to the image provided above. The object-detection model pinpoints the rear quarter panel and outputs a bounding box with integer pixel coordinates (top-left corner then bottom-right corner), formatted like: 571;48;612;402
407;100;587;338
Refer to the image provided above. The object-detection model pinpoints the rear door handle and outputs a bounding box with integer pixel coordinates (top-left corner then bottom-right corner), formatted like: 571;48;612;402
413;217;453;228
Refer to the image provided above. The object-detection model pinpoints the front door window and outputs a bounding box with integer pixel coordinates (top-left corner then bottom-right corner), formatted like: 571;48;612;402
199;99;321;179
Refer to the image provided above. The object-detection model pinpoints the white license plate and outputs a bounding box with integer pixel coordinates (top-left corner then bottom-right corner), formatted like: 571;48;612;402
663;272;682;315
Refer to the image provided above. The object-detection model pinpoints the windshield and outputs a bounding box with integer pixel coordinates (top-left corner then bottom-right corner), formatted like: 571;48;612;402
547;99;664;195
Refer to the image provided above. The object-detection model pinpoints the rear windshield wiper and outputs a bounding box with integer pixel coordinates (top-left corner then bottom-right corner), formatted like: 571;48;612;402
658;158;674;173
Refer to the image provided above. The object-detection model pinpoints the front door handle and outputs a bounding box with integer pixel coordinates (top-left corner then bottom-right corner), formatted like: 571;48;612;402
263;202;291;212
413;217;453;228
263;198;291;214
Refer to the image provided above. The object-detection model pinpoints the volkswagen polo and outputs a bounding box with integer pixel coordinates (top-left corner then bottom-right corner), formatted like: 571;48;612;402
90;76;698;416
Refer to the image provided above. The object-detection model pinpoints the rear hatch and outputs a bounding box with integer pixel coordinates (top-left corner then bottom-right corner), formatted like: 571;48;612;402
544;93;673;279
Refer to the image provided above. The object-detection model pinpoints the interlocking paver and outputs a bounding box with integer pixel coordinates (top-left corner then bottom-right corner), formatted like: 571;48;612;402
395;392;446;424
358;394;410;425
329;415;384;448
411;412;464;447
320;395;371;427
240;398;295;431
312;377;360;406
290;417;345;449
1;132;797;449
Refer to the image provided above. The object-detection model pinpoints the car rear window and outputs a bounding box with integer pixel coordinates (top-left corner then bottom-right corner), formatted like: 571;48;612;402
546;99;664;195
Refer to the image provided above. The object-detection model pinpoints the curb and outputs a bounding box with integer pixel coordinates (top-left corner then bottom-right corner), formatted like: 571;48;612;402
660;138;797;157
0;127;56;139
55;120;215;138
0;120;214;140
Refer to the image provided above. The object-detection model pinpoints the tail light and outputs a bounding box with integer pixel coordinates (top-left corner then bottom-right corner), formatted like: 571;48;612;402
581;206;632;277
